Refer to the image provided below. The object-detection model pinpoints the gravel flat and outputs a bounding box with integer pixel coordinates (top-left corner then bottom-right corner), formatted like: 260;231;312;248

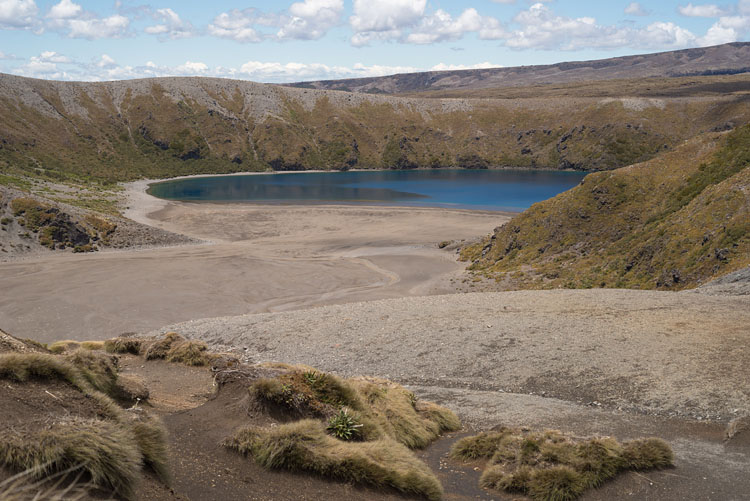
151;288;750;423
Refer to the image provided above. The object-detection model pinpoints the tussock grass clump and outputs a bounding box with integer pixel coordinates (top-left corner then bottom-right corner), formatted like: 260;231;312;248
235;365;460;497
250;370;363;417
48;340;104;354
165;339;214;366
0;417;142;500
622;438;674;470
0;352;171;497
143;332;183;360
128;411;170;483
104;336;143;355
0;465;90;501
249;368;460;448
225;419;443;500
0;352;87;390
352;379;460;449
63;350;119;396
450;429;512;460
453;428;673;501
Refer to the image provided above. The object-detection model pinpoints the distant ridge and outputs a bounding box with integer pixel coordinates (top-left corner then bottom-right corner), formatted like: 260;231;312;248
289;42;750;94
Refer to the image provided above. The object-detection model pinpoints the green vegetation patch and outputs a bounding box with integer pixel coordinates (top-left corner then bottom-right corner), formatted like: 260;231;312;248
451;428;673;501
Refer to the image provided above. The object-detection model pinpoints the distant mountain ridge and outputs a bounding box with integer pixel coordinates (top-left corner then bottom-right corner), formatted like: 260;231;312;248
290;42;750;94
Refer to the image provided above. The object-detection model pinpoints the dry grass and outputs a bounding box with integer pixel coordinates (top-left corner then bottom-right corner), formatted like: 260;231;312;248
0;417;142;500
0;352;89;391
128;411;170;483
143;332;183;360
249;367;460;448
725;415;750;442
0;465;89;501
0;352;171;498
232;365;460;498
452;428;673;501
103;336;143;355
165;339;214;366
352;378;461;449
225;419;443;500
48;340;104;354
63;350;119;396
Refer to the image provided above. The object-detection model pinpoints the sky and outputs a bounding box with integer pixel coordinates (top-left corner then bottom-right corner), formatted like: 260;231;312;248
0;0;749;83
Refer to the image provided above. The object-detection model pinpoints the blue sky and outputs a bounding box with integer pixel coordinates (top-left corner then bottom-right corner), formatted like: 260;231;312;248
1;0;749;82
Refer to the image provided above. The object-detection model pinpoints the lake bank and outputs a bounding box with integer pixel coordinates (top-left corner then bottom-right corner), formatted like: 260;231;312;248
1;182;507;341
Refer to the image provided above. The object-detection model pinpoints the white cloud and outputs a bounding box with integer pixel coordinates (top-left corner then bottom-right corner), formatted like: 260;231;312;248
698;14;750;45
506;3;628;50
277;0;343;39
349;0;427;45
39;50;70;63
7;52;430;83
47;0;81;19
208;9;262;42
637;21;697;48
97;54;116;68
66;14;129;39
430;62;500;71
624;2;649;16
175;61;208;74
503;3;700;51
406;8;506;44
0;0;38;28
145;7;193;39
678;3;727;18
13;50;74;79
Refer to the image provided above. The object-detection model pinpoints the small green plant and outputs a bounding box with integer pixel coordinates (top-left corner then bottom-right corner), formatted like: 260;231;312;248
303;370;322;386
327;408;362;441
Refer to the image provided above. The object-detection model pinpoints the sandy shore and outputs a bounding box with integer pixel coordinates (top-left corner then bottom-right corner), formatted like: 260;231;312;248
0;180;506;342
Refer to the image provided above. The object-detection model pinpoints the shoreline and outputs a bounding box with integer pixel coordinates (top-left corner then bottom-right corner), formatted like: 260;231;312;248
122;175;520;228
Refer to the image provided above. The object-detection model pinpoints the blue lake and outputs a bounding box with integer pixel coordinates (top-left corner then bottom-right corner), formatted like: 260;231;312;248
147;169;588;212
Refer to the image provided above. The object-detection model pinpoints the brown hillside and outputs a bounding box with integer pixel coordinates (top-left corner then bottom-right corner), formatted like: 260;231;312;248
2;71;750;186
293;42;750;94
462;125;750;290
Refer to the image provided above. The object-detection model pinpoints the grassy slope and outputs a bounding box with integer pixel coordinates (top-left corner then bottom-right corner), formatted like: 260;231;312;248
2;74;750;188
463;125;750;290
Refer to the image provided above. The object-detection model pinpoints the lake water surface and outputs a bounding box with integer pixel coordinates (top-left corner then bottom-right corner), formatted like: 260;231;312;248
147;169;587;211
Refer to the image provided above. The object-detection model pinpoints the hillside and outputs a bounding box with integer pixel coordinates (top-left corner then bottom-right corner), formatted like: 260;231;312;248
462;125;750;290
2;70;750;189
292;42;750;94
